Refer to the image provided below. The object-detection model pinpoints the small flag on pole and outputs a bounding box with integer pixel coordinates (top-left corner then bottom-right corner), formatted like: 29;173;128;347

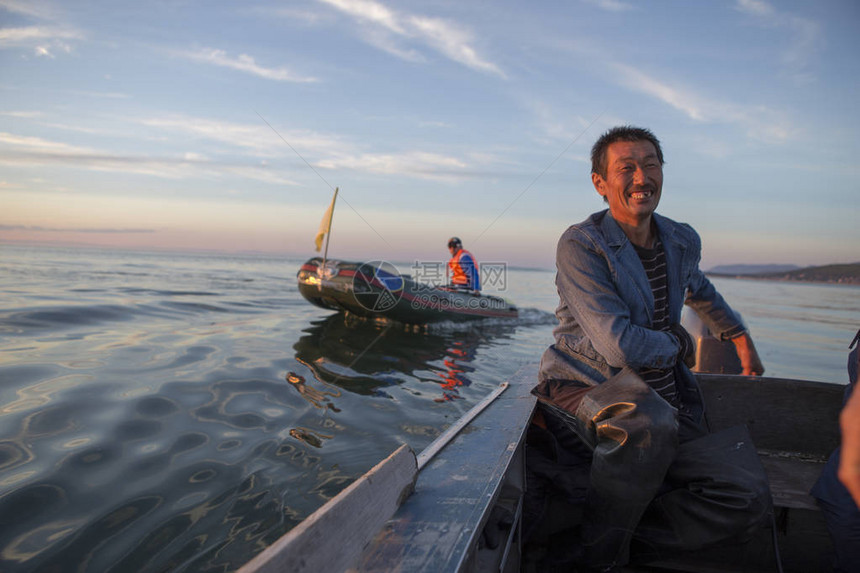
314;188;338;252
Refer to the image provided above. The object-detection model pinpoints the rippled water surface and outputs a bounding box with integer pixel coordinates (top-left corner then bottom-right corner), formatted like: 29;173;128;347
0;245;857;572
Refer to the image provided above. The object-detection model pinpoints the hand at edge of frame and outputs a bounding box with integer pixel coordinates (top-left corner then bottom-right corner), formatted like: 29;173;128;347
731;332;764;376
838;389;860;508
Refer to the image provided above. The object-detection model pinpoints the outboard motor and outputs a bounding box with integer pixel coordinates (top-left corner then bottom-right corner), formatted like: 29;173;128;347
680;309;743;375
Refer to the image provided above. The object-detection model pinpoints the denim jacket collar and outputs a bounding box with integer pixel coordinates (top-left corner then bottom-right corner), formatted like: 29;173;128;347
597;209;682;251
598;210;688;324
596;209;629;250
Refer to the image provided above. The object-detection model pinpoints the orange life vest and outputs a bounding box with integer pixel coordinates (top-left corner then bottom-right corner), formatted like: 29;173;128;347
448;249;480;290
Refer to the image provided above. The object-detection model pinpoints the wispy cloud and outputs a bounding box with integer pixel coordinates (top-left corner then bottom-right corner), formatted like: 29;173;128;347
611;63;706;121
0;131;300;185
2;108;495;185
734;0;822;81
583;0;634;12
178;48;319;83
0;25;82;57
0;132;91;155
317;150;486;182
0;0;63;21
609;62;794;143
408;16;503;77
524;98;602;155
417;120;453;129
0;224;155;234
142;114;492;182
0;26;80;44
259;7;328;25
66;90;131;99
0;0;84;57
322;0;404;33
316;0;505;77
139;115;344;159
0;110;44;118
735;0;772;17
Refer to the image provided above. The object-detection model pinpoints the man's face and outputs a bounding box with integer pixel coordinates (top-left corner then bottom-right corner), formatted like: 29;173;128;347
592;140;663;228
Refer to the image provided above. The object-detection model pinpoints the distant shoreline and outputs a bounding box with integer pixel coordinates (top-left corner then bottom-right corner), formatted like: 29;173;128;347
705;261;860;286
707;273;860;286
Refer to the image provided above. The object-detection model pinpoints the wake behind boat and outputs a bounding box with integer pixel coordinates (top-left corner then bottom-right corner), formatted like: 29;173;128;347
297;257;518;323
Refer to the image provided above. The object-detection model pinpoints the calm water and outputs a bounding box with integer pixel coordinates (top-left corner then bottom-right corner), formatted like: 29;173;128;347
0;245;857;572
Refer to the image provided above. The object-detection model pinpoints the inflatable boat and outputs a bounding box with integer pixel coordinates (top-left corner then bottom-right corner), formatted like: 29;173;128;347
296;257;518;323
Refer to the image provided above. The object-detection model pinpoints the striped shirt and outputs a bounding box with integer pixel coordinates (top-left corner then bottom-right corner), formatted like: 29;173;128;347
633;240;679;406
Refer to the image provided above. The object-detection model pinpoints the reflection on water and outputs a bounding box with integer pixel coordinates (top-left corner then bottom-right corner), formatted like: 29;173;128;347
434;340;476;402
0;309;525;571
292;314;517;405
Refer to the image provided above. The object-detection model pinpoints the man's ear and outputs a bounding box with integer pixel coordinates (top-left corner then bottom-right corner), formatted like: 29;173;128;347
591;172;606;198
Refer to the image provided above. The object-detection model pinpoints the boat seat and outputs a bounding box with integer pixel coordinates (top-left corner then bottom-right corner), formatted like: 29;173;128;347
759;454;827;511
696;373;844;514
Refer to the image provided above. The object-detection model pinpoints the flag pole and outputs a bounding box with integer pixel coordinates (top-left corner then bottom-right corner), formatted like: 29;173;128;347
320;187;338;282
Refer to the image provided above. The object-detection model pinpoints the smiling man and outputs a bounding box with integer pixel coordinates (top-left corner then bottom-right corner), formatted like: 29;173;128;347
526;126;770;571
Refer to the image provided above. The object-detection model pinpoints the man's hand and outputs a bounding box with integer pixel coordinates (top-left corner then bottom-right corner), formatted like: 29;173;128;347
839;389;860;507
669;324;696;368
731;332;764;376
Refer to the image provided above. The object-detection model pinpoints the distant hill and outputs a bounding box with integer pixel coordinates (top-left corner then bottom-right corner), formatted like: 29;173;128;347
707;263;860;285
708;264;800;275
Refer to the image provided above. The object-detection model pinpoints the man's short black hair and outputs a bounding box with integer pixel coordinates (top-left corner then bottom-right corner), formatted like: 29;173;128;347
590;126;664;178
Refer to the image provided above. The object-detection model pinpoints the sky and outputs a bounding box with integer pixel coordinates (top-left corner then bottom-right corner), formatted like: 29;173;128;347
1;0;858;270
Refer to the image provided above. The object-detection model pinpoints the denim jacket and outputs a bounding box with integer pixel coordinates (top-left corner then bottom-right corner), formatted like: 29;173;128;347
538;210;745;419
